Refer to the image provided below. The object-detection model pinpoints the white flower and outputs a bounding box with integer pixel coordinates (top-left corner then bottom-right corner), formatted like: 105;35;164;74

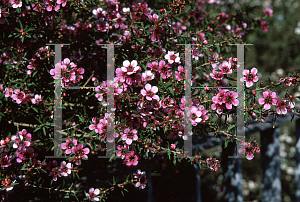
164;51;180;64
121;60;140;75
9;0;22;8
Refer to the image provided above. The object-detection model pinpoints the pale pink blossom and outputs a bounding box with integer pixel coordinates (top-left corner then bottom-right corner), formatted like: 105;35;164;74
164;51;180;64
140;84;159;101
31;94;42;104
240;67;259;87
85;188;100;201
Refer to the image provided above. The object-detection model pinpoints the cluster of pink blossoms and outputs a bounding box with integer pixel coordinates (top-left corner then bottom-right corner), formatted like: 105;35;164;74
48;160;73;181
9;0;67;12
211;89;239;114
279;77;298;86
258;89;294;115
61;138;90;165
50;58;84;87
0;130;37;174
4;87;42;105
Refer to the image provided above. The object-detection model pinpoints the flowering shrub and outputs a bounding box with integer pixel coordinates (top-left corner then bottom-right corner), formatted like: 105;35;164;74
0;0;299;201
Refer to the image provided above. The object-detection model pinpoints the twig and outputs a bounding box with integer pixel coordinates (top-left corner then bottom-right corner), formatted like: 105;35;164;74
83;73;94;87
26;183;77;194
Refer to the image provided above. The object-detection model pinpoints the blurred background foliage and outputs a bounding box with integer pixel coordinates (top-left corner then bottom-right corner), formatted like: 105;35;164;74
199;0;300;201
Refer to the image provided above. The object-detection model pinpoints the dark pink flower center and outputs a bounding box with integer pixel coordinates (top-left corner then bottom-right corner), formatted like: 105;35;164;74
170;55;176;60
161;67;167;73
247;74;253;81
265;96;272;103
179;72;185;78
147;91;153;97
246;147;253;153
226;96;232;103
127;132;133;139
164;100;170;105
127;65;133;71
129;155;135;161
65;72;71;79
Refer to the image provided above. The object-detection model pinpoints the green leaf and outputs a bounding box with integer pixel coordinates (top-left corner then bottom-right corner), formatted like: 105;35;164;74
216;45;220;53
32;107;38;113
43;127;46;136
227;124;236;131
34;126;41;132
35;117;42;124
224;139;228;148
168;87;174;96
19;20;23;30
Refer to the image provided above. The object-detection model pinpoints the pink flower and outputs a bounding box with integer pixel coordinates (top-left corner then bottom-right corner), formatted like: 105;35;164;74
113;13;127;29
57;0;67;7
61;138;77;155
0;153;12;168
133;169;148;189
141;84;159;101
280;77;293;86
238;140;260;160
11;89;25;104
95;18;109;32
121;60;140;75
218;61;232;74
240;67;259;87
210;69;224;80
164;51;180;64
121;128;138;145
89;117;99;131
170;144;176;149
286;101;295;113
9;0;22;8
264;8;273;17
160;97;174;108
59;161;72;177
85;188;100;201
261;21;269;32
211;102;225;114
92;7;107;19
71;144;90;165
158;60;172;79
258;89;277;110
188;106;202;126
4;88;13;98
31;94;42;104
11;129;31;152
124;151;139;166
116;144;129;159
222;91;239;109
206;157;220;171
212;89;227;105
147;61;159;72
175;65;185;81
276;100;288;115
141;70;154;82
15;147;37;163
49;166;61;181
